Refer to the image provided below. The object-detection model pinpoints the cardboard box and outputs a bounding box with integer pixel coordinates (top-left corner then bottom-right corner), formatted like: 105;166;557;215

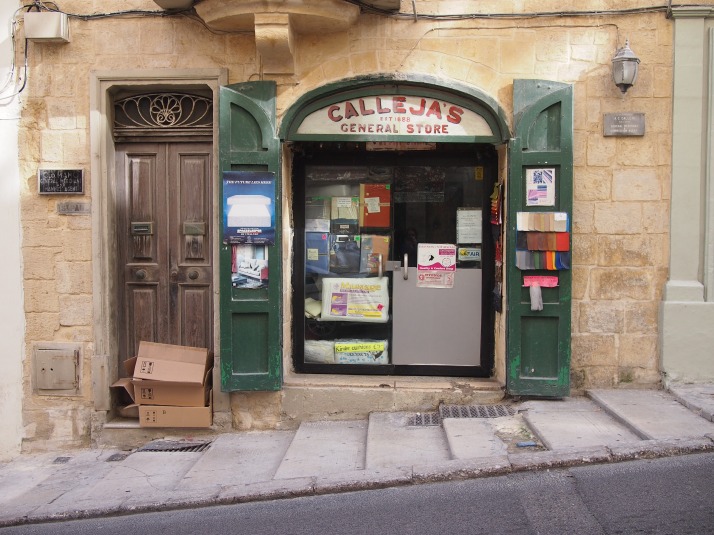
133;341;211;384
139;391;213;428
118;403;139;419
111;342;213;417
133;367;211;407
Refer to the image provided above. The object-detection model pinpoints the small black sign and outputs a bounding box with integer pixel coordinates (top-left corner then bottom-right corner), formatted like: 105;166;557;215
38;169;84;195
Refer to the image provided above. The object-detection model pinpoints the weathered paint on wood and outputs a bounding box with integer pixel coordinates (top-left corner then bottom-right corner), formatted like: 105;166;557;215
506;80;573;397
219;82;282;391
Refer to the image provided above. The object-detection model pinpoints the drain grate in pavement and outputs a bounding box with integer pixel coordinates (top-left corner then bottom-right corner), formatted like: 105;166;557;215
407;412;441;426
53;457;71;464
440;404;516;419
136;440;212;453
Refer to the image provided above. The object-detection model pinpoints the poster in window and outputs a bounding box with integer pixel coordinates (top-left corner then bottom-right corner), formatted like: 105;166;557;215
525;168;555;207
223;171;276;244
231;244;269;289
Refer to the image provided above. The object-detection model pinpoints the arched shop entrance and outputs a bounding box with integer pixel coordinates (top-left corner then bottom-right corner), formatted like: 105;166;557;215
218;76;573;396
282;76;509;377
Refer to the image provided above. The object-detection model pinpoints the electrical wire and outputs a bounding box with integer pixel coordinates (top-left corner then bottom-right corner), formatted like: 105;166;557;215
395;22;621;71
25;0;171;20
0;5;33;103
343;1;714;19
2;0;700;100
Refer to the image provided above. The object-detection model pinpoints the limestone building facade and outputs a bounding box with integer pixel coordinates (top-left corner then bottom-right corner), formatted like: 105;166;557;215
8;0;709;453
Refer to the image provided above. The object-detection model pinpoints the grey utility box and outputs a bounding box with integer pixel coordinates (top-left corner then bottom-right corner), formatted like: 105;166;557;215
33;343;81;396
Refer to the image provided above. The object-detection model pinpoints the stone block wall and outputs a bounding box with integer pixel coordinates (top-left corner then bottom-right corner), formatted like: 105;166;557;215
282;2;673;390
16;0;679;447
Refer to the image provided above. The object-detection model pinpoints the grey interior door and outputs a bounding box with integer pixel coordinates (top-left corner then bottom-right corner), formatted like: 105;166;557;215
392;267;482;365
391;166;483;366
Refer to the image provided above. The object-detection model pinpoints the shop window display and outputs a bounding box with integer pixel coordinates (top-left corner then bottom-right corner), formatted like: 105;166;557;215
293;142;495;376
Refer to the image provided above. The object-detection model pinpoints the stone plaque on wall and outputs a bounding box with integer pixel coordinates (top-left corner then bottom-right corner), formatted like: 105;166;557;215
604;113;645;136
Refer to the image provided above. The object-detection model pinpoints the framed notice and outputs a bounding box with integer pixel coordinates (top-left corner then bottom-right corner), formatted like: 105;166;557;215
457;208;482;244
525;168;555;206
223;171;276;244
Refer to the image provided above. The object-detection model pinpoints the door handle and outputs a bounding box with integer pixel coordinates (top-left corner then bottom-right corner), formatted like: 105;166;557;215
135;269;147;280
188;270;199;280
403;253;408;280
377;254;383;279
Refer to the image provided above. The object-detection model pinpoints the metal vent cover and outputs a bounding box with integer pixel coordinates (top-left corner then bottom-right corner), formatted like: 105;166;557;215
136;440;212;453
406;412;441;426
440;404;516;419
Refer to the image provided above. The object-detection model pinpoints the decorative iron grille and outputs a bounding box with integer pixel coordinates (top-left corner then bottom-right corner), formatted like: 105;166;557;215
113;93;212;137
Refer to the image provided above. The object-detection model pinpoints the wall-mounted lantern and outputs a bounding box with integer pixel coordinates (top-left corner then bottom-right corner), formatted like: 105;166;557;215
612;39;640;94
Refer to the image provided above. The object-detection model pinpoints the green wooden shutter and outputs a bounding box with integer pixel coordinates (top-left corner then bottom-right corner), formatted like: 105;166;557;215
219;82;282;391
506;80;573;397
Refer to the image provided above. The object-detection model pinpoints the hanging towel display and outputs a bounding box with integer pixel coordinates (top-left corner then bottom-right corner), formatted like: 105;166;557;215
529;284;543;311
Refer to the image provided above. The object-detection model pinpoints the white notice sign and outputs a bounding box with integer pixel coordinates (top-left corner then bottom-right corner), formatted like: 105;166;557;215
457;208;482;244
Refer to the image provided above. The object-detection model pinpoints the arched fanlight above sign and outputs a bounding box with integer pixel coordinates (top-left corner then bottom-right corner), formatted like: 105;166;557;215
281;74;510;144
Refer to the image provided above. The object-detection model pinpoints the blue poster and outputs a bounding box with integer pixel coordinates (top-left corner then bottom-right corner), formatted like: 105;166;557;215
223;171;276;244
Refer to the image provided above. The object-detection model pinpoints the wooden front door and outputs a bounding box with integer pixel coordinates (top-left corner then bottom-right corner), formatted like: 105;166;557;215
116;142;213;372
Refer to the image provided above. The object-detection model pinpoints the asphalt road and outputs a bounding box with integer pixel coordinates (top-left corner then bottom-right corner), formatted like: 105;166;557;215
2;453;713;535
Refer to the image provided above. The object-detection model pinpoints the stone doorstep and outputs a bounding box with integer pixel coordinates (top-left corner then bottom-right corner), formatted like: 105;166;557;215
280;377;505;424
96;377;504;450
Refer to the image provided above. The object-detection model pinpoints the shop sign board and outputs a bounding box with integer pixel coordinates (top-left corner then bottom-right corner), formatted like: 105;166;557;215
297;95;494;137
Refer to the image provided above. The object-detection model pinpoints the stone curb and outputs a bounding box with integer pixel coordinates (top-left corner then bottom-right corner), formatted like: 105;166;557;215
508;446;611;471
2;443;713;528
606;437;714;461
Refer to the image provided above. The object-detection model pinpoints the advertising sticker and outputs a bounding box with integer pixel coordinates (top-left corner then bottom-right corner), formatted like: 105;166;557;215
417;243;456;288
223;171;276;244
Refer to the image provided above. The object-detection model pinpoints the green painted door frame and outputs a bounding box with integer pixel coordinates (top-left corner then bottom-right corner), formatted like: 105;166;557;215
217;76;573;394
506;80;574;397
219;82;282;391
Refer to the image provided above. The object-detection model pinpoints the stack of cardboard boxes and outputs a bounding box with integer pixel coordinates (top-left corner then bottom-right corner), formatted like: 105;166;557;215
112;341;213;428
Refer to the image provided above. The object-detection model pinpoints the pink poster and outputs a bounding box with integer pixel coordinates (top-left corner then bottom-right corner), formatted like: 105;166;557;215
416;243;456;288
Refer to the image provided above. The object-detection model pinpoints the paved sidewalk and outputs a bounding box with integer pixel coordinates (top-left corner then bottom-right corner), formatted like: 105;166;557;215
1;385;713;527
